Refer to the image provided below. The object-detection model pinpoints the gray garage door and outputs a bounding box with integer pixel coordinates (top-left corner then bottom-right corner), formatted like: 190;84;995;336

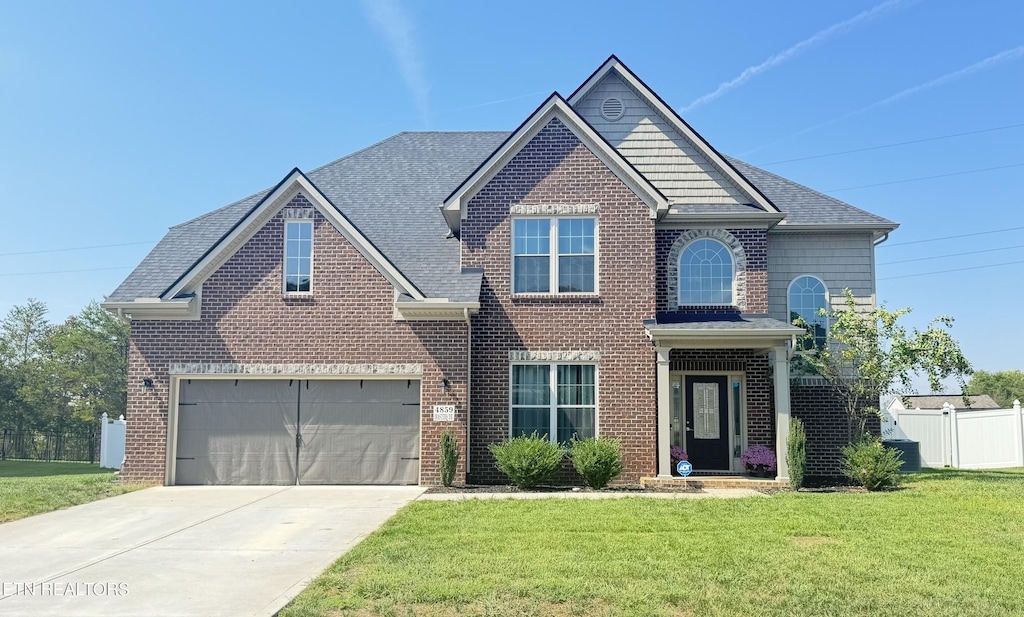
175;379;420;485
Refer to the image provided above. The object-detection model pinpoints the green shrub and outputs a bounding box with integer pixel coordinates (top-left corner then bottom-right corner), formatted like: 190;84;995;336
787;417;807;490
439;431;459;487
841;438;904;491
569;437;623;489
488;433;564;489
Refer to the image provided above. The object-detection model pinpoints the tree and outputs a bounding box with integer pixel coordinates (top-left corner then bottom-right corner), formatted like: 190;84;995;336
0;299;51;431
0;298;50;367
20;302;128;432
0;299;128;433
794;289;972;442
967;370;1024;408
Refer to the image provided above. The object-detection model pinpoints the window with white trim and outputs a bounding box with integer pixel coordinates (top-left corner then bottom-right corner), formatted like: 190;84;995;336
789;275;828;349
512;218;596;294
511;364;596;444
678;238;733;305
284;221;313;293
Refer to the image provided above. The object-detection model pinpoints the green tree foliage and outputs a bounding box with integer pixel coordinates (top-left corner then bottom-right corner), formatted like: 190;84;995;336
0;300;127;433
966;370;1024;408
795;289;972;442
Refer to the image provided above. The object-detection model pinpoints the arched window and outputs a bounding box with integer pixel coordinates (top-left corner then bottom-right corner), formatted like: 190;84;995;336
788;276;828;349
678;238;734;305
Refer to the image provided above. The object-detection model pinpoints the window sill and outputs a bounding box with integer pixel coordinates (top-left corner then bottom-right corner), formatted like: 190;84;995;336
511;293;602;303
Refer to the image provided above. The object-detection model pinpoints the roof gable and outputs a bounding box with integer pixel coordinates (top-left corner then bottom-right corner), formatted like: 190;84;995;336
568;56;778;214
441;93;668;232
164;169;427;301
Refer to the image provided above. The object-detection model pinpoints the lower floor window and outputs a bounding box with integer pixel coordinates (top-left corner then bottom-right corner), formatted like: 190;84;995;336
511;363;596;443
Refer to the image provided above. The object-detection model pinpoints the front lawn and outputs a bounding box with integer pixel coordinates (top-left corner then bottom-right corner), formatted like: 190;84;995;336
282;469;1024;617
0;460;146;523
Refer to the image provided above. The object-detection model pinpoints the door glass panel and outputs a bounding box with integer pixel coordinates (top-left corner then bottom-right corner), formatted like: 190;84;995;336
732;381;741;457
671;378;683;449
693;382;720;440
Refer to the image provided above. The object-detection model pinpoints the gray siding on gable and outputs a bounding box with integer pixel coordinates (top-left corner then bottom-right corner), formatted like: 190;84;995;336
767;233;876;322
575;73;749;205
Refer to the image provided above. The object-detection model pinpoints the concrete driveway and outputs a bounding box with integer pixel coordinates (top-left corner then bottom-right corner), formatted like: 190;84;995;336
0;485;425;616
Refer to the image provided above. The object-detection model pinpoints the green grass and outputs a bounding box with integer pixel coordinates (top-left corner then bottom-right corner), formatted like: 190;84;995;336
282;468;1024;617
0;460;146;523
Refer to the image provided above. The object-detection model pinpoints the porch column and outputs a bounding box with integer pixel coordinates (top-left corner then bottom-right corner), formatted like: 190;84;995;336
773;345;791;482
657;346;672;478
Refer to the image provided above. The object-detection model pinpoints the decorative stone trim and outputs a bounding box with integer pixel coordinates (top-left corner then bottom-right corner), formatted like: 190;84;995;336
282;206;315;219
667;229;747;310
169;362;423;376
508;350;601;362
509;203;600;216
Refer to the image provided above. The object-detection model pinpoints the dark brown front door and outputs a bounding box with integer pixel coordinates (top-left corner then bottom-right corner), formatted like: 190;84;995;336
684;376;730;471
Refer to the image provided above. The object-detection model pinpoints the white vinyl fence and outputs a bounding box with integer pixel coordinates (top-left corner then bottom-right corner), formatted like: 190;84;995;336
883;400;1024;469
99;412;126;470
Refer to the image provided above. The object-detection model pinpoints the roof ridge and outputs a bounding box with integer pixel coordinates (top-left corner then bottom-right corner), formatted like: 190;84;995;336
723;155;897;225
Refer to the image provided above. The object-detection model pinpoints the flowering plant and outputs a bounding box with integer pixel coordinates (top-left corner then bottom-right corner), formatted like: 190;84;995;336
740;445;777;472
670;446;688;464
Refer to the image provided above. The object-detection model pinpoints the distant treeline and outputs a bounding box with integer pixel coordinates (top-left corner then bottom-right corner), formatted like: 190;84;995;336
0;299;127;434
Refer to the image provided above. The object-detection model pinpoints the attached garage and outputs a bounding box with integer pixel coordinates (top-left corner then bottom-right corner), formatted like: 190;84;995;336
173;378;421;485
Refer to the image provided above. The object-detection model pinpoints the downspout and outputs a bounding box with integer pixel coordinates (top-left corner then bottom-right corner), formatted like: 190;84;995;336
788;334;798;361
464;307;472;475
873;232;890;246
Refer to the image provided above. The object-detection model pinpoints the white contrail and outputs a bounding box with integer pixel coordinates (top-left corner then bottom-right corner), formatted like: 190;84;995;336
361;0;430;125
682;0;910;113
744;45;1024;155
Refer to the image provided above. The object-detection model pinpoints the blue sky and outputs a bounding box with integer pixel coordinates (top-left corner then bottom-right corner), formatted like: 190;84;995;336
1;0;1021;383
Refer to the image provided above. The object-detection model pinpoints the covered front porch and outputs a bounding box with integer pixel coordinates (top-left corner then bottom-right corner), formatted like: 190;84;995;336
644;316;804;483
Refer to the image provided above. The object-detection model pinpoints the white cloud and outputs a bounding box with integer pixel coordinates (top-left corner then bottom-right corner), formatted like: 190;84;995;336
682;0;910;113
761;45;1024;149
361;0;430;125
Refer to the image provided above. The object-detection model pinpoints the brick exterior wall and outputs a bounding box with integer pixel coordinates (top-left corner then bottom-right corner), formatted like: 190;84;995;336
656;228;768;314
790;378;881;477
461;117;658;484
122;195;469;486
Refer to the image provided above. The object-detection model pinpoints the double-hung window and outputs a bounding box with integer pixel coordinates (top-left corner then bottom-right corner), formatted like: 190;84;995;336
511;364;596;444
284;220;313;293
512;218;596;294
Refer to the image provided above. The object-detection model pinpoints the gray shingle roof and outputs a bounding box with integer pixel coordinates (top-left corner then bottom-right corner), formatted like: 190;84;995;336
897;394;1002;410
109;133;897;304
108;132;509;303
644;316;803;332
725;156;898;228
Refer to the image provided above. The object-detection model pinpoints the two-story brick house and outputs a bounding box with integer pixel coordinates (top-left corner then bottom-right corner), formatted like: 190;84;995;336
104;57;896;486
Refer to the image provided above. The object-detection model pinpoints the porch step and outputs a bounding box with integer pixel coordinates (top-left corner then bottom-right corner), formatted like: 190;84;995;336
640;476;787;490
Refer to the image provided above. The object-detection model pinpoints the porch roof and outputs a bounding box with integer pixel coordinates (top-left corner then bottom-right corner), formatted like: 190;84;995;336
643;315;803;352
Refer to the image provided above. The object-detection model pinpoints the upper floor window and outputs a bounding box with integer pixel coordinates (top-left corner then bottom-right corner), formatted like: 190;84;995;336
284;220;313;293
678;238;733;305
512;218;596;294
789;275;828;349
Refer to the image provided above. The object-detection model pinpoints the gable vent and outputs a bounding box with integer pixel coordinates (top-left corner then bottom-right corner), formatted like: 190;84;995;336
601;97;624;121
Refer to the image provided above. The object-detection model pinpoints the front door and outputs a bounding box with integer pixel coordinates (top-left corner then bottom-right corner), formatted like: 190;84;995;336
684;376;730;471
